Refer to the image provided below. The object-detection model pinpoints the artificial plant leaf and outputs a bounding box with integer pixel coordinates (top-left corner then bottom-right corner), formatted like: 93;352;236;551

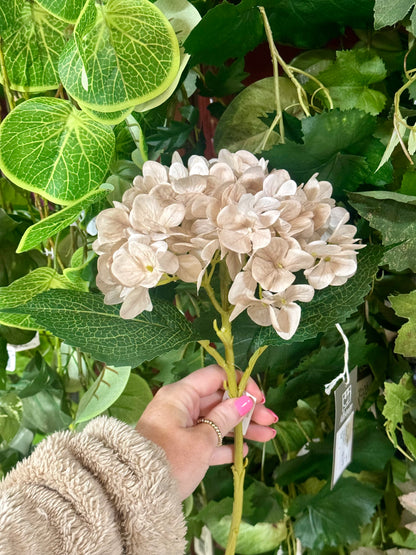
262;109;383;198
382;373;414;436
78;102;134;126
3;290;198;367
75;365;131;424
264;0;374;49
0;2;68;92
291;478;381;550
389;291;416;357
0;267;84;331
0;0;24;33
58;0;180;112
108;373;153;424
374;0;415;30
183;0;264;66
350;190;416;272
315;49;387;115
0;98;115;205
214;77;299;153
253;245;382;348
17;187;110;253
134;0;201;113
34;0;85;23
0;393;23;443
198;58;249;98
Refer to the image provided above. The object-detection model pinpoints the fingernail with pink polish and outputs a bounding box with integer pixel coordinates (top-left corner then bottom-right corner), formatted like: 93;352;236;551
260;393;266;404
267;408;279;423
234;395;254;416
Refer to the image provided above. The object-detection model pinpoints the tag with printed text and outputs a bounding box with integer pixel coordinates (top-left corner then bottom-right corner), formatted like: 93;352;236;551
331;367;357;488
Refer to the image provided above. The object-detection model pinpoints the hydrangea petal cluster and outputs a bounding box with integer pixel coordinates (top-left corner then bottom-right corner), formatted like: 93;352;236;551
93;149;363;339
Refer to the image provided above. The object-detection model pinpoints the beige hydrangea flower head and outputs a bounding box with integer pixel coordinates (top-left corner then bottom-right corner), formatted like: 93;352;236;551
93;148;363;337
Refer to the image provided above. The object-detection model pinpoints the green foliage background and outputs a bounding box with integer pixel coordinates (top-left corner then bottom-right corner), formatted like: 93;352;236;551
1;0;416;553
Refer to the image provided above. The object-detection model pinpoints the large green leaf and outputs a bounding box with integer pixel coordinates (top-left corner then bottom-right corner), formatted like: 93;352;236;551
214;77;299;154
253;245;383;348
34;0;85;23
75;365;131;424
291;478;381;550
315;49;387;115
3;290;198;367
134;0;201;113
263;109;391;198
382;374;414;438
0;98;115;205
17;187;110;253
0;392;23;443
374;0;415;31
0;267;84;331
389;291;416;357
0;2;68;92
108;373;153;424
350;190;416;272
58;0;180;112
0;0;24;33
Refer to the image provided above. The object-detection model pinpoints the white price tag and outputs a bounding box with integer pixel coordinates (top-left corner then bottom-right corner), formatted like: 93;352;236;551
331;366;357;488
223;390;256;435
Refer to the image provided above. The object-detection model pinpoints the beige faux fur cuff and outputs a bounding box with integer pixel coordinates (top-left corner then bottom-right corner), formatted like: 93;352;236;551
0;416;186;555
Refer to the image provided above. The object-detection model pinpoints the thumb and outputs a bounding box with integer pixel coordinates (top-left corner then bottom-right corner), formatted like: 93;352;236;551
199;394;255;447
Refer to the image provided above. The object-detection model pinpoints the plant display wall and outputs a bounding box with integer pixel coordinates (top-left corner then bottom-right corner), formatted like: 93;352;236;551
1;1;416;554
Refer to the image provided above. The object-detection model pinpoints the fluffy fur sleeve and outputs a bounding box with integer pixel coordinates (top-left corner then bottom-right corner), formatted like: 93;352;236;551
0;416;187;555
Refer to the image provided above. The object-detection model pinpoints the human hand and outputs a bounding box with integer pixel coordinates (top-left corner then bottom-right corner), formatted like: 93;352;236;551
136;365;278;500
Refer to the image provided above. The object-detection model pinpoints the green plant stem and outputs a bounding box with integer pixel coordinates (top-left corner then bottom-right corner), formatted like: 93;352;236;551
0;39;15;112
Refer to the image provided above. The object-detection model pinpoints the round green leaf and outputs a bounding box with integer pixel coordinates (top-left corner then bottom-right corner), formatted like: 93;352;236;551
0;98;115;204
0;2;68;92
58;0;180;112
214;77;299;154
135;0;201;112
34;0;85;23
75;366;131;424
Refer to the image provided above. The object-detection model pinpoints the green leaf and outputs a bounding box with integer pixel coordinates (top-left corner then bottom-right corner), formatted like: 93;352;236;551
263;109;383;198
184;0;264;66
214;77;298;153
21;392;72;434
389;291;416;357
0;392;23;443
3;290;198;367
315;49;387;115
198;58;249;98
350;190;416;272
17;187;110;253
0;0;24;33
0;267;84;331
292;478;382;550
374;0;415;30
265;0;374;49
382;373;414;435
0;2;68;92
75;365;131;424
134;0;201;113
58;0;180;112
108;373;153;424
253;245;382;348
34;0;85;23
0;98;115;205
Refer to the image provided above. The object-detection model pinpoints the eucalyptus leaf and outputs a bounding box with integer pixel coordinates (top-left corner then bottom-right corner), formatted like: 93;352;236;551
3;290;198;367
0;2;68;92
253;245;383;348
0;98;115;205
75;365;131;424
59;0;181;112
17;187;110;253
34;0;85;23
214;77;299;153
